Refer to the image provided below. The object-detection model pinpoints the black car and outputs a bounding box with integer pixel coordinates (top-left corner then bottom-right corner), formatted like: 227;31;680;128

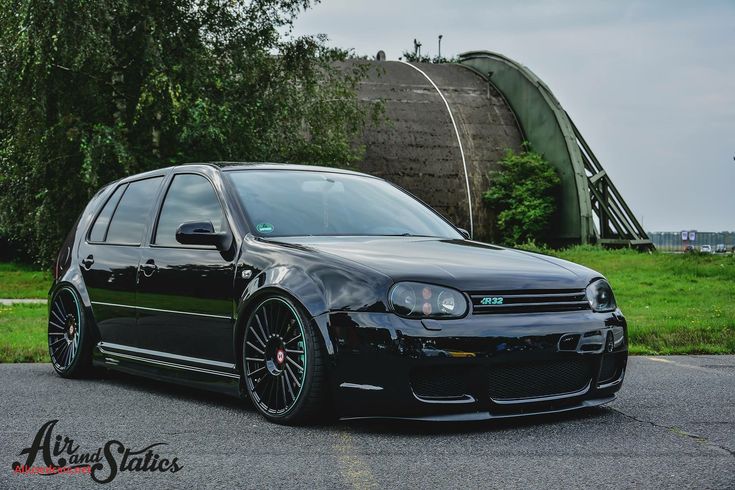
49;163;627;424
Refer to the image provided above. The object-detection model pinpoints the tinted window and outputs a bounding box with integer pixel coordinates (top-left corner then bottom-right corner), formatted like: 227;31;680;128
89;184;127;242
227;170;462;238
106;177;163;244
154;174;227;246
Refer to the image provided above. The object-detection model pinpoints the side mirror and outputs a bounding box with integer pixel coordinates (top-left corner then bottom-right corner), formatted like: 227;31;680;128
175;221;232;251
457;228;471;240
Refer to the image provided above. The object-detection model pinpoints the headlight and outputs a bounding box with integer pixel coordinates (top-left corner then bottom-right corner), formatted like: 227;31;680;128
586;279;617;312
389;282;468;319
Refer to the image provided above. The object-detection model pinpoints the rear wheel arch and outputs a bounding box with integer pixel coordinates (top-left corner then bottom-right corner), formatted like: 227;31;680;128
48;283;96;377
49;280;100;345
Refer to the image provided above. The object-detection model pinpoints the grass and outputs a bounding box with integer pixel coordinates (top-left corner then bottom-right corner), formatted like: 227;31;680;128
0;262;50;299
541;245;735;355
0;248;734;361
0;303;48;362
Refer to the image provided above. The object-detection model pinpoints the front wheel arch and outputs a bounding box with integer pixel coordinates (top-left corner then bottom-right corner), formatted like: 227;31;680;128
237;291;331;424
233;287;334;390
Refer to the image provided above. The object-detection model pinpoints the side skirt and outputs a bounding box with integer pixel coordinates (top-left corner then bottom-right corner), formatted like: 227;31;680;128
92;342;242;398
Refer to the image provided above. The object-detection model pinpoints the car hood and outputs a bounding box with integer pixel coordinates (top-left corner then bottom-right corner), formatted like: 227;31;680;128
268;236;598;291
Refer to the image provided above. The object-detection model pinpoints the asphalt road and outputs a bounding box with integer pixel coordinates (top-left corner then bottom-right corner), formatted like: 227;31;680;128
1;356;733;489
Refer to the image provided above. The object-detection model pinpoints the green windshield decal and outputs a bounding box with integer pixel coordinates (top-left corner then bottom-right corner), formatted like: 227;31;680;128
256;223;274;234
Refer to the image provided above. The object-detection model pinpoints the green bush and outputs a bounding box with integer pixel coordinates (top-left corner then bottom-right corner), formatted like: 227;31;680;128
483;144;561;246
0;1;377;265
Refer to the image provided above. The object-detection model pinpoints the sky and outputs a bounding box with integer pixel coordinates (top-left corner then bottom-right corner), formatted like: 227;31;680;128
291;0;735;232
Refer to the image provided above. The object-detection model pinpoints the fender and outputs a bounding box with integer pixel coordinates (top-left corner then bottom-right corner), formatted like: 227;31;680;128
239;265;329;318
231;246;393;370
232;266;332;371
228;236;393;362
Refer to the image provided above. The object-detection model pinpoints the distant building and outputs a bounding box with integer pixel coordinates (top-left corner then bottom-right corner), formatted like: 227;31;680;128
648;231;735;251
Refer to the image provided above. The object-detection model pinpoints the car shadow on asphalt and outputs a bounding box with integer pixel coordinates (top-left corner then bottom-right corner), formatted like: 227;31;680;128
86;367;249;410
339;407;612;435
67;366;613;433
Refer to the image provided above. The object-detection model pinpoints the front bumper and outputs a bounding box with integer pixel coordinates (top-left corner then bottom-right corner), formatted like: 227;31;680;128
316;309;628;420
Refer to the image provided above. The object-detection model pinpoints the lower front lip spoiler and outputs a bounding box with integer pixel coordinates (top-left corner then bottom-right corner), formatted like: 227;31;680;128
339;395;616;422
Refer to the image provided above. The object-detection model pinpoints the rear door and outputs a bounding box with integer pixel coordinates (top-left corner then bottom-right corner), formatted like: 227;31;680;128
79;176;164;346
135;172;237;365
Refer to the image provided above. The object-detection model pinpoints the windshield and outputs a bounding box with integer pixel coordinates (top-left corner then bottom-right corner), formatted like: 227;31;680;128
226;170;462;238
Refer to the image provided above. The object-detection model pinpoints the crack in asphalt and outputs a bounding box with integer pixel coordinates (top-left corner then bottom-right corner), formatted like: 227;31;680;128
610;406;735;458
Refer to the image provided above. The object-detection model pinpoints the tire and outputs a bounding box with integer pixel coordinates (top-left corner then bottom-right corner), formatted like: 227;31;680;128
241;295;328;425
48;286;93;378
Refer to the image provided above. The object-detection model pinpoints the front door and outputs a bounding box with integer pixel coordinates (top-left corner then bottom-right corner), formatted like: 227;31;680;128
135;173;236;365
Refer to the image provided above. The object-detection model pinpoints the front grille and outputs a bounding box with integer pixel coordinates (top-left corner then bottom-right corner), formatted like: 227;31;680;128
488;358;593;401
410;366;469;399
470;289;590;314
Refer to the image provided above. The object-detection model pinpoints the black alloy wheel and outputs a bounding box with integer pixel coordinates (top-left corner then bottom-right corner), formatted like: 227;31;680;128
242;296;326;424
48;286;91;377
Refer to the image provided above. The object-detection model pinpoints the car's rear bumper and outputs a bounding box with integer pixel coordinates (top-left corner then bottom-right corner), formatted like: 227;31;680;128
315;309;628;420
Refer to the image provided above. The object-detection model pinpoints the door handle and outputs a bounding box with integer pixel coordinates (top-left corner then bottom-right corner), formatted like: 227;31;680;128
140;259;158;278
81;255;94;270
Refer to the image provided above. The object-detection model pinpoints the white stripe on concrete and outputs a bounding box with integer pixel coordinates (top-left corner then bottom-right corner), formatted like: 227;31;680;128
0;299;46;305
396;60;474;238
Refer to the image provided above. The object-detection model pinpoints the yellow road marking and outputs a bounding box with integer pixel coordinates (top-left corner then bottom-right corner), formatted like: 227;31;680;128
646;357;673;363
644;357;728;374
335;429;379;489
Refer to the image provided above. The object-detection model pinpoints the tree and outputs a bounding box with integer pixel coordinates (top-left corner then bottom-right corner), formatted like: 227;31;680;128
483;143;561;246
400;50;456;64
0;0;376;264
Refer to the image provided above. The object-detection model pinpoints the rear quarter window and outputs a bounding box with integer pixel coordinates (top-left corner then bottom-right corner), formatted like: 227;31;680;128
89;184;128;242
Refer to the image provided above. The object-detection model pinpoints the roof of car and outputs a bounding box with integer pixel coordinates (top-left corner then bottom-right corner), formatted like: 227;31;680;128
104;162;382;193
210;162;374;178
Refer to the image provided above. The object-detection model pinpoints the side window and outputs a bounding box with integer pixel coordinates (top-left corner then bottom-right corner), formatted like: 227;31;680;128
106;177;163;245
89;184;127;242
154;174;227;247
